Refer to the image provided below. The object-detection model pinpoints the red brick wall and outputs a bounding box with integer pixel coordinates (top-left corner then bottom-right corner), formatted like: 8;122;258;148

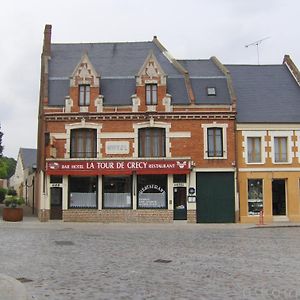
63;209;173;223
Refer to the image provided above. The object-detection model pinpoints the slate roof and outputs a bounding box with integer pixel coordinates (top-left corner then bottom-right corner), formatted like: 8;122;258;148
48;41;231;106
19;148;37;170
226;64;300;123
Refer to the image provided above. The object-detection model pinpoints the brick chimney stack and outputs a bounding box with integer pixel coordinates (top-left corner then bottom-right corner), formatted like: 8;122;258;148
43;24;52;56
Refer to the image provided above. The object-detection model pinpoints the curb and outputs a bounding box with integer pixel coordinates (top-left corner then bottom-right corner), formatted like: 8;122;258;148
0;274;27;300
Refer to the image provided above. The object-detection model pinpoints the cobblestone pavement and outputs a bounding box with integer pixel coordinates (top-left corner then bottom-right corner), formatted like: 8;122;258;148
0;218;300;300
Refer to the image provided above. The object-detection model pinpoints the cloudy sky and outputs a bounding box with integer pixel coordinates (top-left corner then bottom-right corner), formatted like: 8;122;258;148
0;0;299;158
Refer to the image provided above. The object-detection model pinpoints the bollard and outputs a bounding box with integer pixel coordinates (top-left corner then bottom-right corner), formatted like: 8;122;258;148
257;209;265;225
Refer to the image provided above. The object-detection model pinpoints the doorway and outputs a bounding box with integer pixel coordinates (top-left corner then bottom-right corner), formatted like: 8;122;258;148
173;187;187;220
272;179;286;216
196;172;235;223
50;187;62;220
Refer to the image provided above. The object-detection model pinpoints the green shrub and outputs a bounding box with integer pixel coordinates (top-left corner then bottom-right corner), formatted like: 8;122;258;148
0;187;7;203
4;196;25;208
7;188;17;196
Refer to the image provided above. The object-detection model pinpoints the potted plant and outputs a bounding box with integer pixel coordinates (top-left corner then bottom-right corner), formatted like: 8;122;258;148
2;191;25;221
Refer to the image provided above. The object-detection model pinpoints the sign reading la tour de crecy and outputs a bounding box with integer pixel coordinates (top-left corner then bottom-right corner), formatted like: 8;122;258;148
46;159;191;175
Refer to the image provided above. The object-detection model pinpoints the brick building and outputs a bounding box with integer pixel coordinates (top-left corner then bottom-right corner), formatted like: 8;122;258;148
36;25;237;222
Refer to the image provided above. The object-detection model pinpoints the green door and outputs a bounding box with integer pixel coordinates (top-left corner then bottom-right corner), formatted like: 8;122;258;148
196;172;235;223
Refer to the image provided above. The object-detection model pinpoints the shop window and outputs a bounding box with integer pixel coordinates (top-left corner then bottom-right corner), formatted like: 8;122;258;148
103;176;132;208
69;176;97;208
248;179;263;215
79;84;90;106
274;137;288;162
247;137;262;163
138;128;165;157
137;175;167;209
207;127;223;157
146;84;157;105
71;128;97;158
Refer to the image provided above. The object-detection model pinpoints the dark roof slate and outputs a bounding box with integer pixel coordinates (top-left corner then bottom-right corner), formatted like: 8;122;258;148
191;78;231;105
226;65;300;123
101;78;135;106
178;59;224;77
49;79;69;106
167;78;190;104
47;41;232;106
49;41;182;78
20;148;37;169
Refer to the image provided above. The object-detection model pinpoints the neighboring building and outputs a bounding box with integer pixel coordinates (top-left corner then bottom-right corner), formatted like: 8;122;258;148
227;55;300;223
36;25;237;222
10;148;37;208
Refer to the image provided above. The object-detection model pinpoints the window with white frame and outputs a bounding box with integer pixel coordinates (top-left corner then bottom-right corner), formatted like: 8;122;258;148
145;84;158;105
274;137;288;162
202;124;227;159
207;127;223;157
138;127;165;157
243;131;266;164
71;128;97;158
247;137;262;163
79;84;90;106
269;131;293;164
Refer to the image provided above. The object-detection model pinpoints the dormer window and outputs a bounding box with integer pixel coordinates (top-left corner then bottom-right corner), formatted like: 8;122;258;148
207;87;216;96
146;84;158;105
79;84;90;106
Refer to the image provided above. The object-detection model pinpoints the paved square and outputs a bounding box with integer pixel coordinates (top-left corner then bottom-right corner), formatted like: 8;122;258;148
0;221;300;300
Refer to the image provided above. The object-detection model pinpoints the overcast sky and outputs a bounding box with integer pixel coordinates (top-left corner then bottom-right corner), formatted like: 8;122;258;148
0;0;299;159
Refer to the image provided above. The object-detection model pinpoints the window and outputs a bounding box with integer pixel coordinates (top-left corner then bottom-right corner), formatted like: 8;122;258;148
247;137;261;163
274;137;288;162
137;175;167;209
146;84;157;105
69;176;97;208
71;129;97;158
139;128;165;157
79;84;90;106
173;174;186;183
248;179;263;215
207;87;216;96
103;176;132;208
207;127;223;157
50;176;62;184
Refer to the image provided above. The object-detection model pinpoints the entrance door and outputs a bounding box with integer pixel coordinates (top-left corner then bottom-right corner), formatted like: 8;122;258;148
196;172;235;223
272;179;286;216
173;187;187;220
50;187;62;220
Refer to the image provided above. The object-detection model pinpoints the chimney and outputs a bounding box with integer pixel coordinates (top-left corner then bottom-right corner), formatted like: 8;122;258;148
43;24;52;56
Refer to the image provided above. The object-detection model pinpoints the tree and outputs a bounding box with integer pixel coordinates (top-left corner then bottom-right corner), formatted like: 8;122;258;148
0;157;16;179
0;124;3;157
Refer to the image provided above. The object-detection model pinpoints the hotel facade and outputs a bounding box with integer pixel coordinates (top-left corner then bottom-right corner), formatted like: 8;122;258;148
35;25;300;223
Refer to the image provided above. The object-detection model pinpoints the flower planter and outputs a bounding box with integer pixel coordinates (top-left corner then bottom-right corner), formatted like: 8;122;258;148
2;207;23;222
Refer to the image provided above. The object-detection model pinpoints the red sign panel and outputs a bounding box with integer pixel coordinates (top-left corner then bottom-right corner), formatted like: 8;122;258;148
46;159;191;176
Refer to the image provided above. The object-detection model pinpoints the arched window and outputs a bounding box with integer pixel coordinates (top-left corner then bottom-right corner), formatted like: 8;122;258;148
138;128;165;157
70;128;97;158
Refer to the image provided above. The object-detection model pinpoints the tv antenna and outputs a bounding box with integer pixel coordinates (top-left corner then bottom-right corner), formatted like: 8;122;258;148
245;37;270;65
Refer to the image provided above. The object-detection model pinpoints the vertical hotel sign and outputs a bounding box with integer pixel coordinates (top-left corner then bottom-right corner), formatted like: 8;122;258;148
46;160;191;175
